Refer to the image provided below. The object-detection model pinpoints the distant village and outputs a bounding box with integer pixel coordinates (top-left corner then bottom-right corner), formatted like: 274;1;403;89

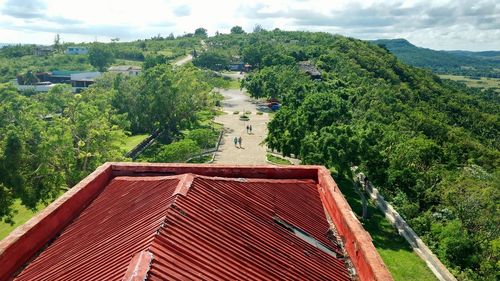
13;45;141;93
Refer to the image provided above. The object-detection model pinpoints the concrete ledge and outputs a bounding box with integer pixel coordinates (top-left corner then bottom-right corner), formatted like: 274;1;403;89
110;162;320;181
358;173;456;281
318;167;393;281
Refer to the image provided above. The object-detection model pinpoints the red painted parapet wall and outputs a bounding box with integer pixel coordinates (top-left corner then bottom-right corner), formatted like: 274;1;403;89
318;167;393;281
109;162;320;180
0;163;113;281
0;162;392;281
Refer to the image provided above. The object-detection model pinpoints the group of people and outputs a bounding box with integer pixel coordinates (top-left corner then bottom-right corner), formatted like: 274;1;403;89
233;136;243;148
233;124;254;148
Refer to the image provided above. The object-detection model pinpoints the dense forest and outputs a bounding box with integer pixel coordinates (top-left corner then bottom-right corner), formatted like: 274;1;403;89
200;30;498;280
372;39;500;78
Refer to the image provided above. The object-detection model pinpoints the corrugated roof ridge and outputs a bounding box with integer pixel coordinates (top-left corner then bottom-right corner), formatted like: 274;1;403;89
116;178;187;281
173;173;195;196
122;250;153;281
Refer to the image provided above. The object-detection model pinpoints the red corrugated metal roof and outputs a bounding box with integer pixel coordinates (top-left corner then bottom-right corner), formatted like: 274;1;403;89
14;174;352;280
15;176;180;281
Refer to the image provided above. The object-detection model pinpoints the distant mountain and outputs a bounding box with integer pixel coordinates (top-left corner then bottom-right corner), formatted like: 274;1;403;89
370;39;500;77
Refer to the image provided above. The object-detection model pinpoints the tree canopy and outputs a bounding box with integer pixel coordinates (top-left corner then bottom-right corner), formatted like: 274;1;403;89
205;30;500;280
88;43;114;71
194;27;208;37
230;26;245;34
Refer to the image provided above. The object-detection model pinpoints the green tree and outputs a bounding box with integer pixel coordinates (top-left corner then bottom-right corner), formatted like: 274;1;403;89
230;26;245;34
88;43;114;71
253;24;265;33
53;34;62;53
137;64;210;139
186;128;217;149
22;71;39;85
194;27;208;37
0;83;126;222
156;139;200;162
192;50;230;70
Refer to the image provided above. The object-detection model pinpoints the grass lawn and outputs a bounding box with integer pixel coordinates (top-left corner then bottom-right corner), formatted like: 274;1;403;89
225;79;241;89
0;200;41;240
336;178;437;281
187;154;212;163
438;74;500;92
113;59;143;67
121;134;149;152
267;154;292;165
158;49;174;57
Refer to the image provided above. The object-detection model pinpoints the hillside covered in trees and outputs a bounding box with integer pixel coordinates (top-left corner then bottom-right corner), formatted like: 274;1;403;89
200;30;498;280
371;39;500;78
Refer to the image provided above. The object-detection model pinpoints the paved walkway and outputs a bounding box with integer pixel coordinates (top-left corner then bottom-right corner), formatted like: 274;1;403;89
213;87;270;164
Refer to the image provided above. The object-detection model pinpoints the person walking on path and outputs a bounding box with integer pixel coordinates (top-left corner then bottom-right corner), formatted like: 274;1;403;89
249;125;253;134
233;136;238;147
238;136;243;148
246;125;249;134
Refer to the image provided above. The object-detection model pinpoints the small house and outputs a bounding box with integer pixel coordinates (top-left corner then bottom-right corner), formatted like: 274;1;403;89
49;70;85;83
298;61;322;80
70;72;102;92
34;46;53;56
228;63;244;71
108;65;142;76
65;46;88;55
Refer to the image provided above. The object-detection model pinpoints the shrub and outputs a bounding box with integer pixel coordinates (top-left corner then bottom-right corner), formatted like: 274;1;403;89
155;139;201;163
186;128;217;149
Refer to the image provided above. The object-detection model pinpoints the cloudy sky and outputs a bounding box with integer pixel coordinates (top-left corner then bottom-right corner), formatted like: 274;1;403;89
0;0;498;51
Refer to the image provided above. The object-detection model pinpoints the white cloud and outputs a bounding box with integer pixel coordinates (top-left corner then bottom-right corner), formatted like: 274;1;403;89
0;0;498;50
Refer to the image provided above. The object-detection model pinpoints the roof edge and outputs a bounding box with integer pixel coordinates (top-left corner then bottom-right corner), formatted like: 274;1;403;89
317;167;394;281
109;162;322;181
0;163;113;281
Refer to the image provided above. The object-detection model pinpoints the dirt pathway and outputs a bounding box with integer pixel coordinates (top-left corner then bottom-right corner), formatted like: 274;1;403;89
174;54;193;66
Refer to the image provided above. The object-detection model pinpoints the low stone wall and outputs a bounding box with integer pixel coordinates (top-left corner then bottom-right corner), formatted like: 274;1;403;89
186;129;224;163
357;173;457;281
125;129;162;160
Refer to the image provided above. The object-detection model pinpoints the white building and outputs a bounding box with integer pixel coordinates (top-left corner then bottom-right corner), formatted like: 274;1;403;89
12;80;56;92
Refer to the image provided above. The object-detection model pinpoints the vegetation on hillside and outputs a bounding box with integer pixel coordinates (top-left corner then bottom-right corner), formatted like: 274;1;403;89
0;35;201;83
371;39;500;78
204;30;499;280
